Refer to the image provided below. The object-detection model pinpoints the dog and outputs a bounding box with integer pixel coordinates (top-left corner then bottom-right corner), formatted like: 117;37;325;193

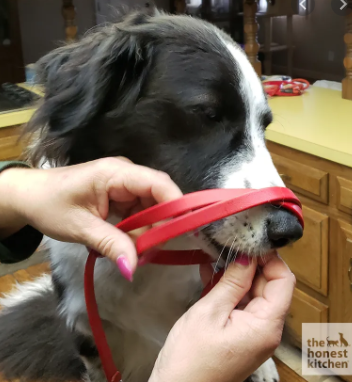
326;337;339;347
339;333;350;347
0;9;303;382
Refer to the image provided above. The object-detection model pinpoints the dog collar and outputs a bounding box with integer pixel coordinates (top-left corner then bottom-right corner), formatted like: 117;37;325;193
84;187;304;382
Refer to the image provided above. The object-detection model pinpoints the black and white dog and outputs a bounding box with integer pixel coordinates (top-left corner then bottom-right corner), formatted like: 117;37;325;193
0;9;302;382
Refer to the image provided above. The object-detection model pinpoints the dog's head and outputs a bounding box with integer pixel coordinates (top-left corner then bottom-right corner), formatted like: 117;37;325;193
27;10;302;262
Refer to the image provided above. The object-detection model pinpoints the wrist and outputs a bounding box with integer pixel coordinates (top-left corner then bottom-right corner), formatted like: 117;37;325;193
0;167;30;239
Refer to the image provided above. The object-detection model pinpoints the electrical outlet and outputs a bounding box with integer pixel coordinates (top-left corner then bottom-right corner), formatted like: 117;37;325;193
328;51;335;62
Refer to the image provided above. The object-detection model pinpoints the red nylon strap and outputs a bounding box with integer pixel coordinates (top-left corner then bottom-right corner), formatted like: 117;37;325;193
84;187;303;382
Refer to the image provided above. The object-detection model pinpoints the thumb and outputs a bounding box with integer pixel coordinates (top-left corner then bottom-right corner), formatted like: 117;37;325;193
200;256;257;318
81;216;138;281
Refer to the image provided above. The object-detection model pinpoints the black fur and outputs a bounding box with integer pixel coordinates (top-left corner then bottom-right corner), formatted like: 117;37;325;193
0;8;279;382
24;10;256;194
74;334;99;359
0;286;85;381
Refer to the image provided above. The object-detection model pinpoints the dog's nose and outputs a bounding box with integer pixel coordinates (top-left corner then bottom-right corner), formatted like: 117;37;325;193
266;209;303;248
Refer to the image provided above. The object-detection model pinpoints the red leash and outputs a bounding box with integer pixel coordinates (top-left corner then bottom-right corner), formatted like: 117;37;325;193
84;187;304;382
263;78;310;97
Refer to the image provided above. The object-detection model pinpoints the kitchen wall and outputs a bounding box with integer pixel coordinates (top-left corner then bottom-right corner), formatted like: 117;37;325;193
18;0;169;65
19;1;342;81
18;0;96;65
262;1;345;81
95;0;170;23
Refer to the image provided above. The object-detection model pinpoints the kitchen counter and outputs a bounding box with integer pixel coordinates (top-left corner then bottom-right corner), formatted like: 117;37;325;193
266;86;352;168
0;108;36;129
1;85;352;168
0;83;43;129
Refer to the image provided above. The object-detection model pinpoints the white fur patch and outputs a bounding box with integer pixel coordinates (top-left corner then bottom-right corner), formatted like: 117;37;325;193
203;38;286;256
221;144;284;190
225;42;265;116
0;274;53;310
221;41;283;190
251;358;280;382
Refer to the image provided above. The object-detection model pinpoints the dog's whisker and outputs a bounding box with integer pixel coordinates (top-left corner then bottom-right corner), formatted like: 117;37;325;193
211;237;231;283
225;241;233;269
226;237;237;269
230;247;240;264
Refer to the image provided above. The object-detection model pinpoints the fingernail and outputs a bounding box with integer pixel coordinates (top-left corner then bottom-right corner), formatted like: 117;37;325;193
116;256;133;282
235;254;250;266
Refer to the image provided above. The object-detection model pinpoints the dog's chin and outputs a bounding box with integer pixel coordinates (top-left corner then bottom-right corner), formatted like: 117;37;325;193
209;239;272;264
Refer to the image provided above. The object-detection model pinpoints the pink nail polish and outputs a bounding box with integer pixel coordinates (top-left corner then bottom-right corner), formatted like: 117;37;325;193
235;254;250;266
116;256;133;282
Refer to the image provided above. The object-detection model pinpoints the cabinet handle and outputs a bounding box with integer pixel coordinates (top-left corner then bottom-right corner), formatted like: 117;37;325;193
280;174;291;182
349;258;352;292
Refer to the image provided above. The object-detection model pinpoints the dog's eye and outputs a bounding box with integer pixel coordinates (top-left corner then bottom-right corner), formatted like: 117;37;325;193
192;105;222;123
205;107;222;122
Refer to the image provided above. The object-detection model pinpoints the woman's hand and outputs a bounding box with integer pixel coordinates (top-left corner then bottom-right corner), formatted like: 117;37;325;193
149;254;295;382
0;158;182;278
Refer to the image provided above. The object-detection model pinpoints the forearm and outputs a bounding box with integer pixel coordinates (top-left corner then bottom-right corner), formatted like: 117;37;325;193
0;168;29;239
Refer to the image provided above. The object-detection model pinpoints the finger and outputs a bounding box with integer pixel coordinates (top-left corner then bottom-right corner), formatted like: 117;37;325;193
128;226;150;244
248;252;279;299
247;252;284;299
257;250;279;267
262;256;296;317
140;196;157;210
109;200;138;218
236;292;252;310
246;255;295;320
115;156;133;164
199;263;214;286
250;271;267;299
81;215;138;280
199;257;257;321
106;162;182;204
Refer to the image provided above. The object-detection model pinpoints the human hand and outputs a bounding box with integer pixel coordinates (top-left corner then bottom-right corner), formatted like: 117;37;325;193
149;254;295;382
0;157;182;278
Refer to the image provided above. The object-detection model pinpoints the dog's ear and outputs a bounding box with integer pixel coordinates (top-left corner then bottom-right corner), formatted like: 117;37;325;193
26;12;154;164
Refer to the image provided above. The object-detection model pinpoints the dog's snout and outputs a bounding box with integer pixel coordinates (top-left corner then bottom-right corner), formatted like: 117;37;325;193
266;209;303;248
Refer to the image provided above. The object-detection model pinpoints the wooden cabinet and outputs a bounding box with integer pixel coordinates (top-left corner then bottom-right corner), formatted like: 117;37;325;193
336;176;352;215
280;206;329;296
271;152;329;204
330;219;352;324
268;141;352;382
285;289;328;344
0;125;24;161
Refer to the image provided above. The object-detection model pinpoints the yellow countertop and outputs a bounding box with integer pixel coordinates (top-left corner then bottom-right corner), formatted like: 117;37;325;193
0;83;43;129
1;85;352;168
266;86;352;168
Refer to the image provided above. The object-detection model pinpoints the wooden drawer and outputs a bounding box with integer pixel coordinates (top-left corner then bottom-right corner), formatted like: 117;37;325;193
0;125;24;161
271;153;329;204
285;289;328;344
335;176;352;215
280;205;329;296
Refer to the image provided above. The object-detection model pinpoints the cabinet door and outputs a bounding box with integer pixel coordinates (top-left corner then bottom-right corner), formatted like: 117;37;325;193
330;219;352;324
330;220;352;382
271;153;329;204
285;289;328;346
280;205;329;296
0;125;23;160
